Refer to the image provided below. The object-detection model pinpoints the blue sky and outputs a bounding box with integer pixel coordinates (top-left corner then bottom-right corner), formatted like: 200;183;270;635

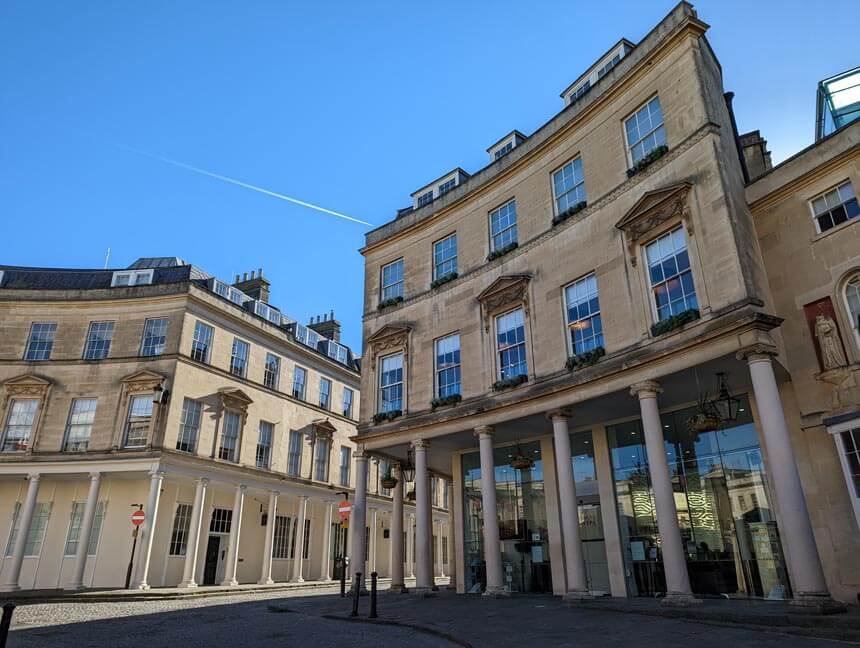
2;1;857;351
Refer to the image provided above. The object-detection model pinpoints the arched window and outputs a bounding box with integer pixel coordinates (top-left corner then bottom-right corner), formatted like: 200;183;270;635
845;274;860;350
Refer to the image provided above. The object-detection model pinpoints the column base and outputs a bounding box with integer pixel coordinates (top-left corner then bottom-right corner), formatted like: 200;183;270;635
791;592;847;615
482;585;509;598
388;583;409;594
661;592;701;607
63;583;85;591
137;583;151;591
410;586;436;598
290;577;305;584
220;579;239;587
563;589;593;603
258;578;275;586
177;581;198;589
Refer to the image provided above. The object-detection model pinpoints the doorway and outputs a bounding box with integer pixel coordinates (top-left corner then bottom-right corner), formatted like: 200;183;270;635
203;535;223;585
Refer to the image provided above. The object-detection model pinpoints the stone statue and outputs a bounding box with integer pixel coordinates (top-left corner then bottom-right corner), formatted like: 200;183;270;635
814;313;847;370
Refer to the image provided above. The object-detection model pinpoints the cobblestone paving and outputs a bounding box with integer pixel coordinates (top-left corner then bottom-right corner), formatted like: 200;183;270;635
7;588;453;647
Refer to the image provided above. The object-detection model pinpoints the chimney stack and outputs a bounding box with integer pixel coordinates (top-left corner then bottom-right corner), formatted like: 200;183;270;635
232;268;271;303
308;310;342;342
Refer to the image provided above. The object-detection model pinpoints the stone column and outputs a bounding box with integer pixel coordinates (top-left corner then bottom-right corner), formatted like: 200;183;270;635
390;463;406;592
549;410;591;600
321;501;333;581
475;426;506;597
741;347;843;612
368;508;378;574
406;513;415;578
221;484;246;586
259;490;279;585
292;496;309;583
66;472;102;590
350;449;368;587
630;381;696;605
413;439;433;595
0;473;40;592
437;519;446;578
136;470;165;590
179;477;208;588
425;472;437;589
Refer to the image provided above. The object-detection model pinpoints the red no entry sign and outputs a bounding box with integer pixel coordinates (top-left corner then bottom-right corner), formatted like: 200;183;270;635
338;500;351;521
131;510;146;526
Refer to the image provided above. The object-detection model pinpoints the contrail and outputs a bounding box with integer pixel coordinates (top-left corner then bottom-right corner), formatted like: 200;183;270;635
112;143;373;227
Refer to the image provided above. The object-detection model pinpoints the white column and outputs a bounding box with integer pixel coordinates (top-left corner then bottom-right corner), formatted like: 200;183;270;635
66;472;102;590
221;484;246;586
743;348;841;610
406;513;415;578
321;501;333;581
390;463;406;592
475;426;505;597
136;470;165;590
1;473;41;592
425;473;436;588
631;381;695;605
413;440;433;594
550;411;590;600
291;496;309;583
368;508;378;574
350;450;368;587
436;519;446;578
179;477;208;588
259;490;279;585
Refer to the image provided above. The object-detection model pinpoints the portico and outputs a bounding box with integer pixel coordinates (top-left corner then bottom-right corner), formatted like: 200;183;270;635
353;333;841;609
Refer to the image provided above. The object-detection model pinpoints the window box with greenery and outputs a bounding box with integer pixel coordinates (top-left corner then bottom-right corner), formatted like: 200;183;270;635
377;296;404;311
492;374;528;391
565;346;605;371
650;308;699;337
486;242;518;262
626;145;669;178
430;272;458;290
373;409;402;425
431;393;462;410
552;201;587;226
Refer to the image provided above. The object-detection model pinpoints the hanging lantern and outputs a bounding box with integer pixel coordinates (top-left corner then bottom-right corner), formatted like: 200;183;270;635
402;447;415;483
711;372;740;424
509;442;535;470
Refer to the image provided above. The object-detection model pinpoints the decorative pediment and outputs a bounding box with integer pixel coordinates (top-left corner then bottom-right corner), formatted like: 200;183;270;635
120;370;165;393
615;182;693;265
477;274;531;332
217;387;253;409
3;374;52;397
367;324;411;359
312;418;337;437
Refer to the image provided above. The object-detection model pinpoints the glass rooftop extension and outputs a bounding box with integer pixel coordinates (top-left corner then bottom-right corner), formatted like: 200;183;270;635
816;66;860;141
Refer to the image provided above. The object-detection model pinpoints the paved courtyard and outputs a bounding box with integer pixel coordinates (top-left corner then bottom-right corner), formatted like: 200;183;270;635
5;588;858;648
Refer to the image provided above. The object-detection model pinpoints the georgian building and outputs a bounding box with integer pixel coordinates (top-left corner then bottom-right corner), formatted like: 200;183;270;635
352;2;859;608
0;257;451;592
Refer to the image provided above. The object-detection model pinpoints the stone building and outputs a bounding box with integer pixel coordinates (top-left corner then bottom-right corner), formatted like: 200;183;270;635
352;1;859;608
0;257;450;591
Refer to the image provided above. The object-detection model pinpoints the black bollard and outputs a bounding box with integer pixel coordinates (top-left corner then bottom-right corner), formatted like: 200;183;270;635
339;558;346;598
350;572;362;617
0;603;15;648
369;571;378;619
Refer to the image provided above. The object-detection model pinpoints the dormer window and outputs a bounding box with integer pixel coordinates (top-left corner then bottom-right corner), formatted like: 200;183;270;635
560;39;634;106
111;269;153;287
438;178;456;196
417;191;434;208
411;169;470;209
487;131;526;162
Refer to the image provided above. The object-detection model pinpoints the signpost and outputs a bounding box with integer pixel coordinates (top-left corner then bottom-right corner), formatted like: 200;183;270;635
125;505;144;589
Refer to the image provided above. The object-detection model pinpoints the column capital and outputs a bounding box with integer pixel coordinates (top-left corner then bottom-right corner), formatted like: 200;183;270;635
411;438;429;450
269;489;280;497
473;425;494;439
149;469;166;479
27;472;41;482
88;471;102;480
237;484;248;493
546;408;571;423
198;477;210;486
354;448;369;460
630;380;662;399
736;343;778;363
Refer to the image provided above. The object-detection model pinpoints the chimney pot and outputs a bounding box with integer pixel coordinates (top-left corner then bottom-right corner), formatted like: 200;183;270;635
243;272;248;281
258;268;263;277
